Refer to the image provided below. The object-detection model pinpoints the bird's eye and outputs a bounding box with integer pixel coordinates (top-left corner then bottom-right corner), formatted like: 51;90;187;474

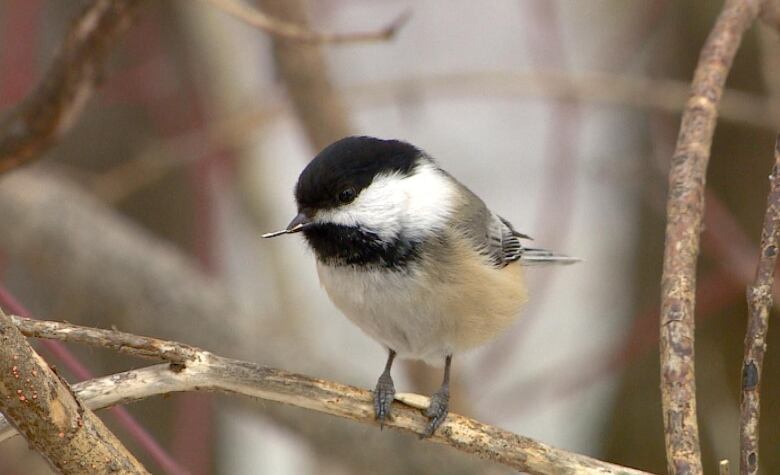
338;187;356;204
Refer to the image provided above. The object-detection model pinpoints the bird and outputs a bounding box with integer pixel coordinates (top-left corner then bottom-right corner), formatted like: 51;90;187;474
263;136;578;437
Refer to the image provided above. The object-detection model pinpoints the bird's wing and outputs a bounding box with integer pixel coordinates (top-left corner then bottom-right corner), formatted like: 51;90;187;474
444;174;578;267
492;215;579;267
459;211;525;267
491;215;526;265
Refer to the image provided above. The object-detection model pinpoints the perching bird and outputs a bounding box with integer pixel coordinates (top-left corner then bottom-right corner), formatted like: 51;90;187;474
263;136;578;436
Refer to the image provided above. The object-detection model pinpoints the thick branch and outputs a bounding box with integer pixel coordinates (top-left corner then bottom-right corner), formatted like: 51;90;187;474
659;1;762;474
1;317;653;475
0;0;145;173
202;0;408;44
739;135;780;475
0;309;147;473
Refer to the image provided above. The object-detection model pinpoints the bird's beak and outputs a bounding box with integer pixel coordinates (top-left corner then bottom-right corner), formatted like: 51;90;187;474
261;212;313;238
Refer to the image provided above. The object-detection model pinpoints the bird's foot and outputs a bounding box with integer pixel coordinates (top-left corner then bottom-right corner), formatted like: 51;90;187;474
422;386;449;438
373;372;395;428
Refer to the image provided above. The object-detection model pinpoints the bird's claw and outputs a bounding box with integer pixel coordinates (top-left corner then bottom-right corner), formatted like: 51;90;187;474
422;387;449;438
373;372;395;428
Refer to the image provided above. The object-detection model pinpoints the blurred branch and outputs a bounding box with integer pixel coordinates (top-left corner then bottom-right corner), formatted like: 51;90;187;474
659;1;763;474
357;72;772;130
0;309;148;473
202;0;408;44
1;316;654;475
256;0;354;150
760;0;780;28
89;71;773;204
739;135;780;475
0;0;144;173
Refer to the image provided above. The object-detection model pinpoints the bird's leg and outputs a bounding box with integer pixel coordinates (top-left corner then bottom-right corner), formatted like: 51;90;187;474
423;354;452;437
373;349;396;427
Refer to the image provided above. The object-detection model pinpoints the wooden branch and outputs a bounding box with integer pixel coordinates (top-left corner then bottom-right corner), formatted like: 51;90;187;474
0;0;145;174
0;317;654;475
0;309;148;473
739;135;780;475
659;1;762;474
9;315;200;365
202;0;408;44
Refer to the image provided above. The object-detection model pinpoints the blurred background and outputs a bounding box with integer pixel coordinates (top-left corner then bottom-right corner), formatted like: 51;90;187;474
0;0;778;473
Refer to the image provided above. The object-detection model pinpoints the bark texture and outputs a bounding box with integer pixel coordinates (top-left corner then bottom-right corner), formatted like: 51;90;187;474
659;1;763;473
0;310;148;473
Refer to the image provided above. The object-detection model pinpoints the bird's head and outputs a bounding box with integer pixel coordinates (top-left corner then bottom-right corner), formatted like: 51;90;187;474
263;136;456;247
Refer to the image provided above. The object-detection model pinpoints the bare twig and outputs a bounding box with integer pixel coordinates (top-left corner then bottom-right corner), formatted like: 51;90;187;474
201;0;408;44
0;317;653;475
0;0;145;173
659;1;763;474
9;315;200;365
739;136;780;475
0;309;148;473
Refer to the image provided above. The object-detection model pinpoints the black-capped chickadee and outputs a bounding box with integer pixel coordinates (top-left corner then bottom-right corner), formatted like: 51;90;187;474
263;136;578;436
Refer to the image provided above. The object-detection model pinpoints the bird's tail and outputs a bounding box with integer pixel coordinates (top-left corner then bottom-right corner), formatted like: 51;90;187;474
519;247;581;266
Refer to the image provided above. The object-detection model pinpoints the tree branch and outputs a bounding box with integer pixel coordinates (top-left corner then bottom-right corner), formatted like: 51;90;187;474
659;1;762;473
0;316;653;475
0;0;145;174
9;314;200;365
739;135;780;475
201;0;409;44
0;309;148;473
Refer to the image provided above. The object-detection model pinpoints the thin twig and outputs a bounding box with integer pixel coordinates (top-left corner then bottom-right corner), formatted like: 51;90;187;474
1;316;654;475
201;0;409;44
739;135;780;475
0;309;148;473
0;0;145;174
659;1;763;473
9;315;200;365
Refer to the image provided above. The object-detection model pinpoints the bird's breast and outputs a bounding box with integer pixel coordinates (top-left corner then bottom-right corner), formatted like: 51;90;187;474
316;244;528;364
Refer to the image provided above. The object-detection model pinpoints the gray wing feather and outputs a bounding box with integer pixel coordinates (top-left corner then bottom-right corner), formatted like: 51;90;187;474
444;173;579;267
494;215;579;266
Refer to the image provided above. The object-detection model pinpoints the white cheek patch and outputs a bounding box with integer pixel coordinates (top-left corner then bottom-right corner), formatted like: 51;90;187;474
315;162;456;242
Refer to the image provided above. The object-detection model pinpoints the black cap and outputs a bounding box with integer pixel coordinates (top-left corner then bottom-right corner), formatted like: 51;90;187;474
294;136;423;212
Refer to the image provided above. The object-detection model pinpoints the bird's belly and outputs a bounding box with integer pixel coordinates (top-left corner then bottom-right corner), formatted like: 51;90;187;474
316;260;528;364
